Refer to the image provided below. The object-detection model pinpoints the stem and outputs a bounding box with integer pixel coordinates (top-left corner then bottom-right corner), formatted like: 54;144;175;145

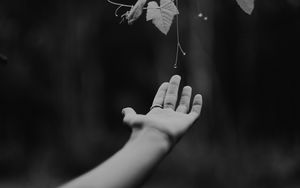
106;0;132;8
107;0;172;11
114;6;122;16
107;0;186;69
174;0;186;69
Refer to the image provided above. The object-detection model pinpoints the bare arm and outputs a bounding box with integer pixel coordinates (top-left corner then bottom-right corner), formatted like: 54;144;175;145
59;75;203;188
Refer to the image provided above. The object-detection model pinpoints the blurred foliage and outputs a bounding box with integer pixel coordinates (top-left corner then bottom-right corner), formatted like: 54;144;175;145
1;0;300;187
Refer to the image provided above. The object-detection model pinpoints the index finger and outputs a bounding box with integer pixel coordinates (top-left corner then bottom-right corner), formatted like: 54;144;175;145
152;82;169;106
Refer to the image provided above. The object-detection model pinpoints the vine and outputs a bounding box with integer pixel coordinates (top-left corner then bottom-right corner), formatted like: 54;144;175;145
0;0;254;66
107;0;254;68
107;0;187;68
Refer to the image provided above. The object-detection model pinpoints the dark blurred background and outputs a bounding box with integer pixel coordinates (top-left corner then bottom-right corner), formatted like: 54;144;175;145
1;0;300;187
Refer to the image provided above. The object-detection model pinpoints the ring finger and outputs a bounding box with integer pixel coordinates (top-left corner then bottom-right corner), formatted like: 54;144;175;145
176;86;192;113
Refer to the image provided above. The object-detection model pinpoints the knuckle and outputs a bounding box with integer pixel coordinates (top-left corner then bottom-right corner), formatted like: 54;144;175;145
180;97;189;105
164;102;175;108
165;95;177;102
177;105;187;111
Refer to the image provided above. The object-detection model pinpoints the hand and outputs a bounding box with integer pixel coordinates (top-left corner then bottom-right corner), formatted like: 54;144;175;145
122;75;203;144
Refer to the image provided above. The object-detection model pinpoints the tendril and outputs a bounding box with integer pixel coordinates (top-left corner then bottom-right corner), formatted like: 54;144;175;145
119;11;129;24
107;0;186;69
107;0;173;13
174;0;186;69
107;0;132;8
114;5;122;17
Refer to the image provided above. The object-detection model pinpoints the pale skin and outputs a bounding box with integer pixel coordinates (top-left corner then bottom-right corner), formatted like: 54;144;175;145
60;75;203;188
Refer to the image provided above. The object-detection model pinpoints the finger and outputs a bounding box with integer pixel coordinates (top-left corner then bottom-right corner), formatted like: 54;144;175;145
152;82;169;107
122;107;145;127
189;94;203;119
176;86;192;113
164;75;181;110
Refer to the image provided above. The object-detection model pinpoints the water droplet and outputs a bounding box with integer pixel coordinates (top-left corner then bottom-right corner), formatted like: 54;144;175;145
198;12;208;21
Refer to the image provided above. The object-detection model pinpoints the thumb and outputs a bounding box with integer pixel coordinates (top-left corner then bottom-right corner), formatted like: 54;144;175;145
122;107;137;116
122;107;145;127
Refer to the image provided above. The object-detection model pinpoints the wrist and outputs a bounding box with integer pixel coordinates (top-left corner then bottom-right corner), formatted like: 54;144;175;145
130;127;172;153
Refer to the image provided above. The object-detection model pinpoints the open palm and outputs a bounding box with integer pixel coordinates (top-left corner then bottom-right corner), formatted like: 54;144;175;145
122;75;202;143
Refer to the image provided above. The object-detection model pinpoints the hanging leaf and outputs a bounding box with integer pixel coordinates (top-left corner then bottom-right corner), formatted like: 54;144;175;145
146;0;179;35
236;0;255;15
126;0;147;25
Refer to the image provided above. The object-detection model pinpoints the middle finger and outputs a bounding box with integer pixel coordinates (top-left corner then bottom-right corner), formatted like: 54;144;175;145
164;75;181;110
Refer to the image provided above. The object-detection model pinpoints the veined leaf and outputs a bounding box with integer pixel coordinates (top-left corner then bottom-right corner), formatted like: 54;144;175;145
236;0;255;15
146;0;179;35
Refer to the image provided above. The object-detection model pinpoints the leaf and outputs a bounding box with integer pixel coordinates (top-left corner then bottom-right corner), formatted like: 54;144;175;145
126;0;147;25
236;0;255;15
146;0;179;35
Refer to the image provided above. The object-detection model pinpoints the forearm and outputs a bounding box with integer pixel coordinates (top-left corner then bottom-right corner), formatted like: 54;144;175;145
60;75;203;188
60;128;171;188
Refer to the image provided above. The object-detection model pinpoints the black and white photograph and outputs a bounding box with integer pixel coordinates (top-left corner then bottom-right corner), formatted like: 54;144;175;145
1;0;300;187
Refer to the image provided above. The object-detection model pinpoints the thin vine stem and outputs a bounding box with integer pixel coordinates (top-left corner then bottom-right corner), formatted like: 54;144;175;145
174;0;186;69
114;6;122;16
107;0;174;11
107;0;186;69
107;0;132;8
